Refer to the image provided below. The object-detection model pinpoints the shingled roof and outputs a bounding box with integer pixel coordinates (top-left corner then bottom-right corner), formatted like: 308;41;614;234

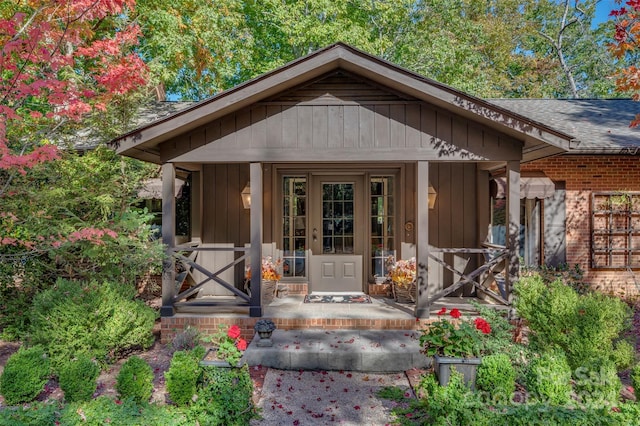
489;99;640;154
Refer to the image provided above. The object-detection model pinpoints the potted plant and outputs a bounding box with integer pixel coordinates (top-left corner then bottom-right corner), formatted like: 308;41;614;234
386;256;416;303
419;307;492;389
254;319;277;347
201;324;248;367
245;256;283;304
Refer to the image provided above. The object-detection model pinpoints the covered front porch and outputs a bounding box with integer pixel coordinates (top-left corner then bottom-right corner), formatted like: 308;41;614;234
158;159;519;321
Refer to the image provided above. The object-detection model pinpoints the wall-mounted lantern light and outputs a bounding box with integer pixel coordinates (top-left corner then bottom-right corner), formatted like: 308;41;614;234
428;184;437;209
241;183;251;209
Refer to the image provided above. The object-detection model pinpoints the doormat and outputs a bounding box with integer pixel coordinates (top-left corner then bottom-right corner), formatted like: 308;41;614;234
303;294;372;304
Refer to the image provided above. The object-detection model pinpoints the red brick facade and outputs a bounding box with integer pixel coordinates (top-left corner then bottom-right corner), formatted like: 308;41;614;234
524;155;640;298
160;315;431;345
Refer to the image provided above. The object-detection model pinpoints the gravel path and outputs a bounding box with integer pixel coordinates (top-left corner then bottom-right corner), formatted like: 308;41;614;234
250;369;414;425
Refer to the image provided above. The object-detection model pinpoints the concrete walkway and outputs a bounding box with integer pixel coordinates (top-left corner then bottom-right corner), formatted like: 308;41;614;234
243;329;430;372
250;369;414;425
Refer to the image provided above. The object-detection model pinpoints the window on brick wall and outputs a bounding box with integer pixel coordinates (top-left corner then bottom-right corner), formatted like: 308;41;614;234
591;192;640;269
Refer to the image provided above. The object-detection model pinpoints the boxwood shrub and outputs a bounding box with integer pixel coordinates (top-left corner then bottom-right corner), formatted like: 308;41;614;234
28;278;156;369
58;355;100;402
165;348;204;407
0;346;50;405
476;353;516;403
526;351;572;405
116;356;154;404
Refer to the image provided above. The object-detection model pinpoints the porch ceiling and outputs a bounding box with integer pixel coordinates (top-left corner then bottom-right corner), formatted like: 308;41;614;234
110;43;572;164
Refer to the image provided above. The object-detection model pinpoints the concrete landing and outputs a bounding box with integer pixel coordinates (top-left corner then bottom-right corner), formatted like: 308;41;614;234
242;329;430;372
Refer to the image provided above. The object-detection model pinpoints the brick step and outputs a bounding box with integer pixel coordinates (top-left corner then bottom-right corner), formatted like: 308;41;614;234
242;329;430;372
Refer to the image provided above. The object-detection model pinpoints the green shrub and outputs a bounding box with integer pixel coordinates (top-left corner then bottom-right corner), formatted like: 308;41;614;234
514;274;578;353
472;301;532;378
476;353;516;403
612;339;636;371
28;278;156;368
414;371;490;425
526;351;572;405
58;355;101;402
59;396;186;425
189;365;256;425
514;273;631;370
574;358;621;407
0;401;62;425
116;356;154;404
165;349;203;406
631;363;640;402
0;346;50;405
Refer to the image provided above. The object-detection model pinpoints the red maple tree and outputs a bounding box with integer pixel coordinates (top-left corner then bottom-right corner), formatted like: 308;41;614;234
610;1;640;126
0;0;147;179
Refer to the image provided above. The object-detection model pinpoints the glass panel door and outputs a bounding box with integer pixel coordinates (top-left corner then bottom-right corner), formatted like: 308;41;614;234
322;183;355;254
310;175;364;257
370;176;395;280
281;177;307;277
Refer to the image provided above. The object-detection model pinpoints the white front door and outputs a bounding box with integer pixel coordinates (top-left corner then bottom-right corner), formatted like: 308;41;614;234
309;176;364;292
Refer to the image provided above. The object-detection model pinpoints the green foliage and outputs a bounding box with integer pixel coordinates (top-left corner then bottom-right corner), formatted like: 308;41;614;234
188;365;256;425
116;356;154;404
472;301;532;378
573;358;621;407
59;396;188;425
413;371;489;425
526;351;572;405
376;386;409;402
58;355;101;403
0;346;50;405
419;308;491;358
612;339;636;371
522;263;586;294
133;0;623;101
514;273;631;370
165;349;202;407
0;146;161;339
476;354;516;404
631;363;640;402
0;401;62;425
28;279;156;369
201;324;247;366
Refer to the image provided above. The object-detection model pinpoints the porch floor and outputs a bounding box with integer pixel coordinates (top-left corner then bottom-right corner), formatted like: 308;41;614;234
263;294;505;319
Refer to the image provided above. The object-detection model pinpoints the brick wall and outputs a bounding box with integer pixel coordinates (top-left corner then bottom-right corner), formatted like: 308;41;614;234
161;315;431;344
524;155;640;297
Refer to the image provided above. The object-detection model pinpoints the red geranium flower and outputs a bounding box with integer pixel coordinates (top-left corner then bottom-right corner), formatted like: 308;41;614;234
449;308;461;319
474;318;491;334
436;307;447;316
227;324;241;339
236;338;248;351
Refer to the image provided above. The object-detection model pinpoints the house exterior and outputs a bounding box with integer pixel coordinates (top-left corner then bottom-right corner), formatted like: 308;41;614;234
111;43;638;341
489;99;640;297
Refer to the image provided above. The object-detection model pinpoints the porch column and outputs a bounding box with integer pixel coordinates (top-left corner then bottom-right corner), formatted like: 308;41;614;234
415;161;430;318
160;163;176;317
249;162;263;317
505;160;521;302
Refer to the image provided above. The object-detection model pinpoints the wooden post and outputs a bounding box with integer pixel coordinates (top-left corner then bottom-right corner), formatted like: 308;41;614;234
249;162;263;317
415;161;430;318
160;163;176;317
505;161;520;303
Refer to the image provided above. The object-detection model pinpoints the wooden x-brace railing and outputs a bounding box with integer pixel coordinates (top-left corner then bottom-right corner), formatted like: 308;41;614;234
426;247;510;306
172;246;250;303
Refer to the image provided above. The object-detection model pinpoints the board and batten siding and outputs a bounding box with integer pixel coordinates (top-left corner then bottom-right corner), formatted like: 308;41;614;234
428;162;480;294
159;73;522;164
